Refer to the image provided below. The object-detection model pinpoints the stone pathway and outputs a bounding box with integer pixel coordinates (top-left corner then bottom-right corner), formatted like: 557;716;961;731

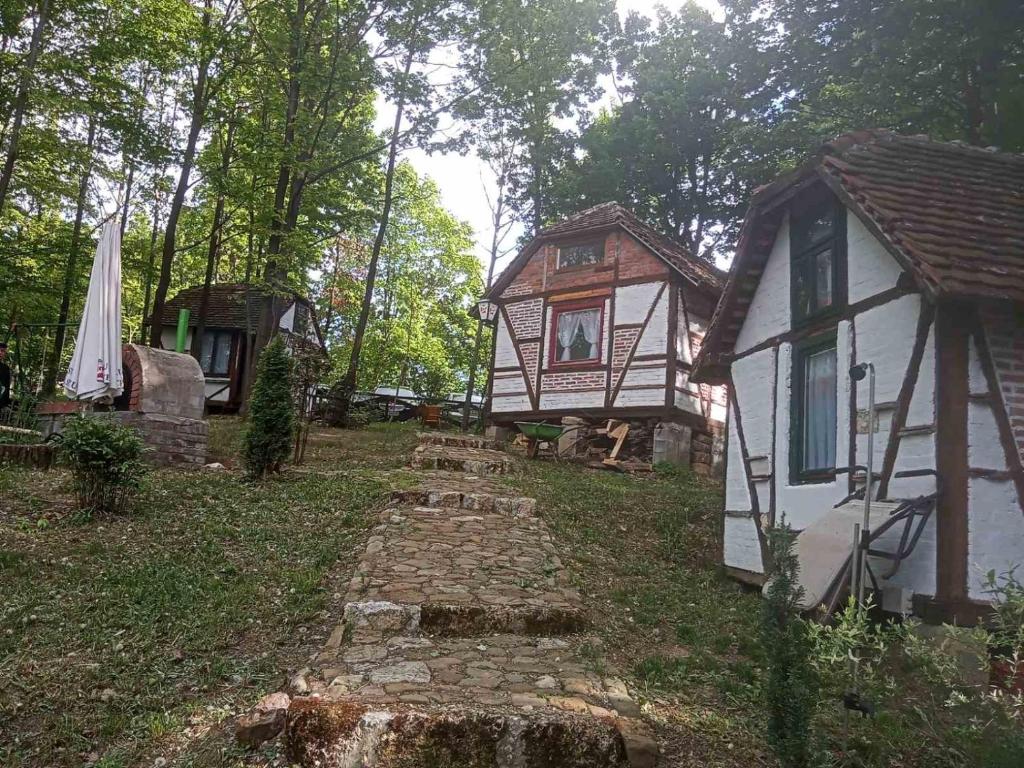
285;433;656;767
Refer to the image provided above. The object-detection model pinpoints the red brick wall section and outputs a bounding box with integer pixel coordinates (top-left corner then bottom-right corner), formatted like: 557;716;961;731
984;308;1024;463
505;298;544;339
611;327;641;391
520;342;540;385
501;231;670;299
121;344;144;411
541;371;606;391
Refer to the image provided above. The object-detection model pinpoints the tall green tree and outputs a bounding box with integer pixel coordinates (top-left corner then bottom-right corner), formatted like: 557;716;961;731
456;0;615;235
317;162;480;400
724;0;1024;151
550;5;778;260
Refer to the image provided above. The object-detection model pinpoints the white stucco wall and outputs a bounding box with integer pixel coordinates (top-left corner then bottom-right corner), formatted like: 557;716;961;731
678;300;694;365
968;478;1024;600
493;314;519;369
725;403;752;512
965;336;1024;599
847;215;903;304
724;514;765;573
735;216;791;354
633;287;669;356
722;201;949;601
615;283;661;325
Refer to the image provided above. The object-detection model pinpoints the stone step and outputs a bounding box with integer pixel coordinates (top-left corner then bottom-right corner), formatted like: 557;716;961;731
390;488;536;517
410;444;513;475
286;699;657;768
340;506;584;634
418;431;504;451
316;632;639;718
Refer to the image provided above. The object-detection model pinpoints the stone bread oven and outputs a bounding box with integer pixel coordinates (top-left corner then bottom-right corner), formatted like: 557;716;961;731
111;344;208;467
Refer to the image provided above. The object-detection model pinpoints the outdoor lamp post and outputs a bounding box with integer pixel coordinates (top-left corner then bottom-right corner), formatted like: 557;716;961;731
463;298;500;432
849;360;876;610
475;298;498;326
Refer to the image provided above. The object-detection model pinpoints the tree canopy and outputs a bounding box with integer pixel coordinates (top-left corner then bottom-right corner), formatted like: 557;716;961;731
2;0;1022;400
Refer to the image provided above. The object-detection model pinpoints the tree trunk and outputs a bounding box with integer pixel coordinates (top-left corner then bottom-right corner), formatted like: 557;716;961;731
148;0;213;348
335;49;414;424
191;119;236;360
43;117;96;394
0;0;51;217
240;0;306;410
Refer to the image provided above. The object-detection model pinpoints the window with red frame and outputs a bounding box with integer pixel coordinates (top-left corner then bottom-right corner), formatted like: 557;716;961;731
552;306;602;363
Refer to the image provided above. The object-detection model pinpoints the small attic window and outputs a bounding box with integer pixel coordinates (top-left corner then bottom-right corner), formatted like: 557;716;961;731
790;198;846;325
557;242;602;270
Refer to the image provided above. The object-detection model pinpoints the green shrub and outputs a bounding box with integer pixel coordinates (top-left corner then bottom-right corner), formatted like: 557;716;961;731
762;521;818;768
58;415;146;514
242;336;295;479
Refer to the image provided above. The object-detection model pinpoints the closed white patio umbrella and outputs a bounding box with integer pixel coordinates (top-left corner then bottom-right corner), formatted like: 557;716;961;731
64;219;124;402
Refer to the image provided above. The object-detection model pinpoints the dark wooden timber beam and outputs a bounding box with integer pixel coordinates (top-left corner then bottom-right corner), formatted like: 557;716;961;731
934;302;971;605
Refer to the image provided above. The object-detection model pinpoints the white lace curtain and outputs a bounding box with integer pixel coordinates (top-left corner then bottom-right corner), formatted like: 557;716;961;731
556;309;600;361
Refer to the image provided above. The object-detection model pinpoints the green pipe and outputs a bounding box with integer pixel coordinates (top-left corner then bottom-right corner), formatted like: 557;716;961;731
175;309;190;353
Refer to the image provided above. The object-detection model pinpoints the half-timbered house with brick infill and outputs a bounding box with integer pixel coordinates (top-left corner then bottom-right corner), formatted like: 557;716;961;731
692;131;1024;624
483;202;727;472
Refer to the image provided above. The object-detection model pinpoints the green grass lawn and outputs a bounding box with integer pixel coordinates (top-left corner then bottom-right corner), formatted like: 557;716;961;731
502;460;773;766
4;420;1016;768
0;420;419;768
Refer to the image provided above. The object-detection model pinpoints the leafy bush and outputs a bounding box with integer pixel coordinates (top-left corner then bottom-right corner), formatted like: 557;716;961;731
806;570;1024;767
761;521;818;768
242;336;295;479
58;415;146;514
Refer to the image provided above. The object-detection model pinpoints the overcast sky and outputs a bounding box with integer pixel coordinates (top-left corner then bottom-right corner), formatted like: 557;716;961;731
383;0;724;275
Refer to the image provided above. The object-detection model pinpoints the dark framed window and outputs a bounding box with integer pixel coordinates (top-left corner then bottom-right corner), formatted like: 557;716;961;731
790;333;838;484
557;242;603;270
549;303;603;365
790;198;846;326
200;330;233;377
293;303;309;336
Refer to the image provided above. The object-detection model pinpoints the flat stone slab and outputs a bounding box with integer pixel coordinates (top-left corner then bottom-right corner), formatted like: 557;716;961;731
342;504;584;631
316;633;639;718
410;444;513;475
417;432;505;451
390;487;536;518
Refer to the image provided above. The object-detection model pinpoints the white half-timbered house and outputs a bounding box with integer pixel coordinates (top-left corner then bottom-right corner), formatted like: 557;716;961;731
692;131;1024;624
483;202;727;471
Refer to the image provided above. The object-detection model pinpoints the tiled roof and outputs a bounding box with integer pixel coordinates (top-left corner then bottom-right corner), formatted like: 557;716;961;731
819;130;1024;302
157;283;273;328
486;202;725;298
692;131;1024;383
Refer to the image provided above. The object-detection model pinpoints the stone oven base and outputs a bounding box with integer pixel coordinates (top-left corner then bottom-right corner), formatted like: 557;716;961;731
113;412;208;468
38;410;209;468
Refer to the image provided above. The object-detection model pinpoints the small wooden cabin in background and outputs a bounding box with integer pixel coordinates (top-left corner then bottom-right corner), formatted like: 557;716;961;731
693;131;1024;623
483;202;728;472
153;284;326;412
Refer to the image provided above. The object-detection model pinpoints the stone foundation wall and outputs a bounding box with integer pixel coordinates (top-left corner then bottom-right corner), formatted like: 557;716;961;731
554;415;724;471
0;443;56;470
114;412;208;468
38;411;208;468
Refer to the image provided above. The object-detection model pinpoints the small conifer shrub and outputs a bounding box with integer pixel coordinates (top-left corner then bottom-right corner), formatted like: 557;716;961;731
242;335;295;479
762;520;818;768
